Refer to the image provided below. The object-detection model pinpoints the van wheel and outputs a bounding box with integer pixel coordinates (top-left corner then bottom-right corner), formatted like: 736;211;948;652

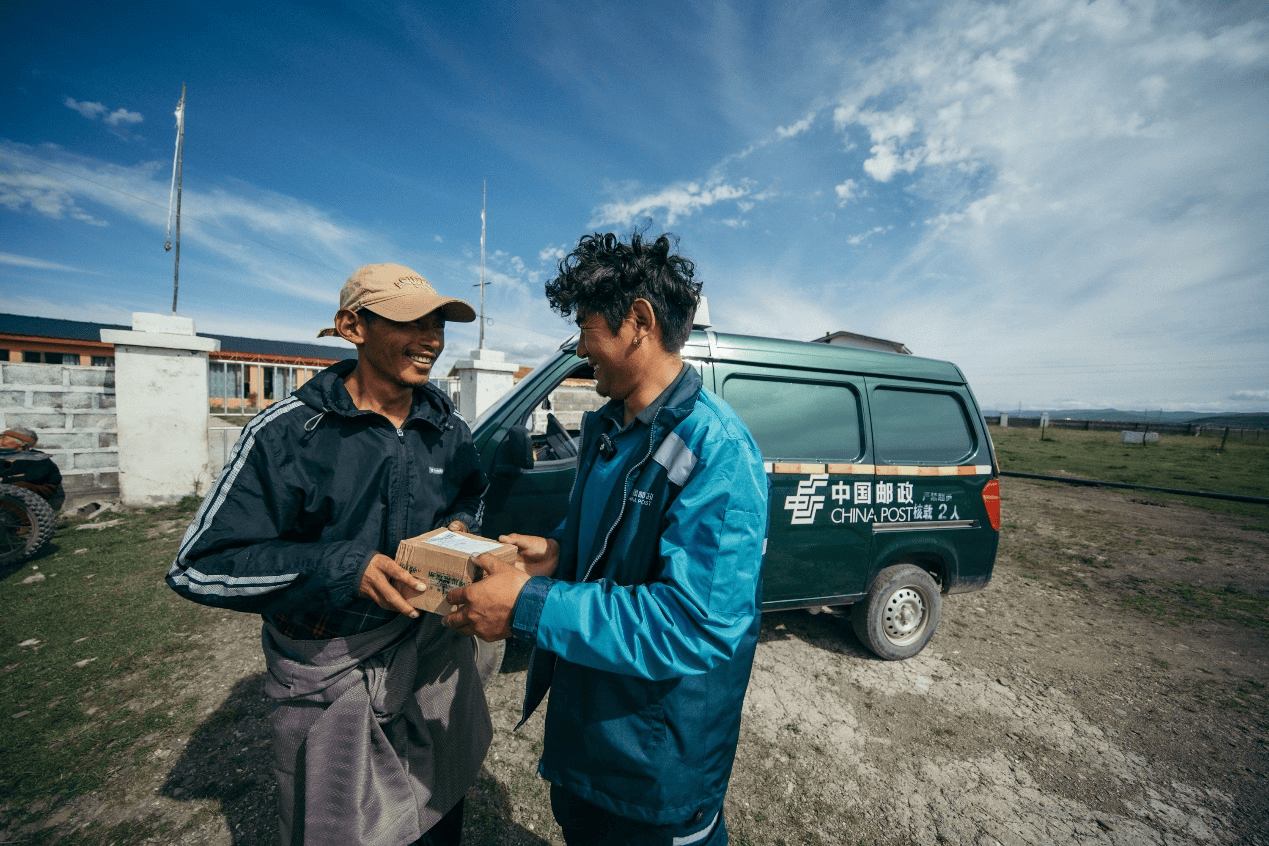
851;564;941;660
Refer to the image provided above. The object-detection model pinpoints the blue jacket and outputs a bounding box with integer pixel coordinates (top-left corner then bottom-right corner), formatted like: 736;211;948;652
167;359;487;620
512;365;767;824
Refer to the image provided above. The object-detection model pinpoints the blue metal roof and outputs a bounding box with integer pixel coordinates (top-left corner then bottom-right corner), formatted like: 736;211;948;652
0;313;128;342
0;313;354;362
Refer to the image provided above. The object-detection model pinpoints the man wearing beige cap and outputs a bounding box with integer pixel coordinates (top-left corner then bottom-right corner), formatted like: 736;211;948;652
169;263;492;845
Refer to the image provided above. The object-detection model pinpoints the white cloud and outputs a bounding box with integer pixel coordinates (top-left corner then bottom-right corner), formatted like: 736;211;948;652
846;225;888;246
665;0;1267;410
0;152;110;225
834;178;859;202
538;244;566;263
0;149;570;371
0;252;94;273
64;98;107;120
104;108;143;128
591;178;751;227
63;97;144;139
1230;390;1269;402
0;140;389;303
776;111;816;139
1;294;134;328
812;0;1269;409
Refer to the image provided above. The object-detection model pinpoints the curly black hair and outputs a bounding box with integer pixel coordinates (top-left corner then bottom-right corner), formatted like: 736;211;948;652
545;231;701;352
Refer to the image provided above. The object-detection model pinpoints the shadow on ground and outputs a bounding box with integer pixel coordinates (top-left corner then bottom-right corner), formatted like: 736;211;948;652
160;673;276;844
464;769;553;845
757;606;883;660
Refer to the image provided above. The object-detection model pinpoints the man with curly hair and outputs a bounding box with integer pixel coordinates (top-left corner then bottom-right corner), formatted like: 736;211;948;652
445;231;768;845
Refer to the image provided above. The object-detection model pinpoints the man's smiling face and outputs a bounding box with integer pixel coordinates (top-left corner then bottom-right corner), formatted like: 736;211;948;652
357;309;445;390
575;309;636;402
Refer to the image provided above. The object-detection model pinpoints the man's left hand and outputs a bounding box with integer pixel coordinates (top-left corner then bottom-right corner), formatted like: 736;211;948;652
442;552;531;641
446;520;469;533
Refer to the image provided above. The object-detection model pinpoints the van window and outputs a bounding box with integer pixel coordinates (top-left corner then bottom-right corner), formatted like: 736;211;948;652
722;375;863;460
872;388;974;463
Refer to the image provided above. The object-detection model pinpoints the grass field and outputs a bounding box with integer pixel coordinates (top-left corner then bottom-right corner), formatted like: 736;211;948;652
0;497;214;831
989;426;1269;516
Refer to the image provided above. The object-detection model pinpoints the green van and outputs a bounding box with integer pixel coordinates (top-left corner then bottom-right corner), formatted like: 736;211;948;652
471;327;1000;660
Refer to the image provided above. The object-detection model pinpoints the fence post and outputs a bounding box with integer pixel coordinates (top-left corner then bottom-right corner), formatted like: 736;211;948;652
100;313;218;506
451;348;519;421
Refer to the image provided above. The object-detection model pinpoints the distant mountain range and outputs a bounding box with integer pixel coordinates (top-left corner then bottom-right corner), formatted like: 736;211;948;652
980;408;1269;429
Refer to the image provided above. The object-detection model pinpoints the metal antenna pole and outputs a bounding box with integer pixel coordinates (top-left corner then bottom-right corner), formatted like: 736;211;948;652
170;84;186;314
478;180;486;349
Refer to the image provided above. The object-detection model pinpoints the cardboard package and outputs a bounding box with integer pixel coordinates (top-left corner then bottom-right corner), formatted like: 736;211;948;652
395;528;517;615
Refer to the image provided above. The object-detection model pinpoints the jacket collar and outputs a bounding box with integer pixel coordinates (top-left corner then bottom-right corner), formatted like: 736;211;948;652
295;358;454;430
595;362;700;434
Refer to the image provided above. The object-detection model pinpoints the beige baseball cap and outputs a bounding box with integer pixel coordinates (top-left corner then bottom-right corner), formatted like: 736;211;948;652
317;263;477;337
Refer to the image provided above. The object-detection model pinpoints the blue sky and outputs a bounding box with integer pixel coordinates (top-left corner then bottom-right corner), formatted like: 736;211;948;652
2;0;1267;412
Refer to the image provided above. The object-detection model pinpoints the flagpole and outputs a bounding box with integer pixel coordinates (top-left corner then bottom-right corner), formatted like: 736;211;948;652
478;180;486;349
167;84;186;314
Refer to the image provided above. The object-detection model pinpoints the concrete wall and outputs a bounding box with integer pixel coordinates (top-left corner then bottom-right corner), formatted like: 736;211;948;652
0;361;119;507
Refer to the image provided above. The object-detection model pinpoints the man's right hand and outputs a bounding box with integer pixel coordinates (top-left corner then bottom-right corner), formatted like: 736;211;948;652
499;534;560;578
359;553;427;617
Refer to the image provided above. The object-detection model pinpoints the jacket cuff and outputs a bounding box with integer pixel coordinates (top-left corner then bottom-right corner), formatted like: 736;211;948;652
511;576;555;642
346;550;379;606
438;511;482;534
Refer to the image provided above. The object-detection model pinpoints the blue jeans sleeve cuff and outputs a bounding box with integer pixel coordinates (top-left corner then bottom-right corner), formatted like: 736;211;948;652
512;576;555;642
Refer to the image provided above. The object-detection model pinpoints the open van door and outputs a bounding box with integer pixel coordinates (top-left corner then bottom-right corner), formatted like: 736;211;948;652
474;351;602;539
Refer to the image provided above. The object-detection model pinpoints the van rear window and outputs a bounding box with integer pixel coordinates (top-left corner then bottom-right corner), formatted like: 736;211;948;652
871;388;974;463
722;376;863;460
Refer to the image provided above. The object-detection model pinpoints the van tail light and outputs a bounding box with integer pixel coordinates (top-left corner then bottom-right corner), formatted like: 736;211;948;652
982;478;1001;531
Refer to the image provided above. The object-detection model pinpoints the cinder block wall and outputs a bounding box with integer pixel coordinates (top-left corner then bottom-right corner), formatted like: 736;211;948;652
0;362;118;507
530;383;605;434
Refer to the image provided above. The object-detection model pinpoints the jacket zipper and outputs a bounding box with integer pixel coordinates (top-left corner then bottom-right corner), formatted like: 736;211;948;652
392;426;408;549
581;408;664;583
521;400;680;725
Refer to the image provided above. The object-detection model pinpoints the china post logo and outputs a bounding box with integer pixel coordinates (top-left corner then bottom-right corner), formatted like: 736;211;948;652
784;474;828;525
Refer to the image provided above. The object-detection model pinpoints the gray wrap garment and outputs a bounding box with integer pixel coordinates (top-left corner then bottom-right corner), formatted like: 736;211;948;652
263;614;492;845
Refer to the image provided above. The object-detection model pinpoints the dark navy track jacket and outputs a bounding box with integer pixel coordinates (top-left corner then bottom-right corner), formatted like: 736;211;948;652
166;360;487;620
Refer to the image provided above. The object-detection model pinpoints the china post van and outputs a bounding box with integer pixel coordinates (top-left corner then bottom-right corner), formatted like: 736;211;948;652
471;323;1000;660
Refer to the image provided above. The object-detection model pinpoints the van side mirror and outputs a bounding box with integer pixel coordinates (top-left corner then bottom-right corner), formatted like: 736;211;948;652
494;425;534;476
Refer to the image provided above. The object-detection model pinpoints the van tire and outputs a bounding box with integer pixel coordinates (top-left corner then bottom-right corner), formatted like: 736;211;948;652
851;564;941;660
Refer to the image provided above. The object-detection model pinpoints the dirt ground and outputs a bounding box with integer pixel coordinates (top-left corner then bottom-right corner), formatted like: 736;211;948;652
20;478;1269;845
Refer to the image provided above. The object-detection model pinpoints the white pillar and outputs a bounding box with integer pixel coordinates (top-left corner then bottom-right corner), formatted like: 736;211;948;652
450;348;518;421
101;313;220;507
